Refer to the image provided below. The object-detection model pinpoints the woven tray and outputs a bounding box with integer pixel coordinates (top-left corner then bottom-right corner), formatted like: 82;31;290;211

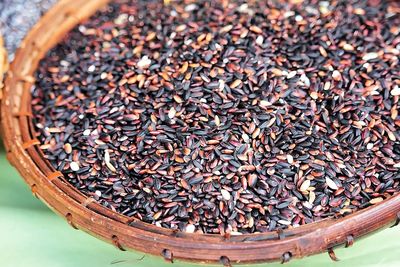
1;0;399;265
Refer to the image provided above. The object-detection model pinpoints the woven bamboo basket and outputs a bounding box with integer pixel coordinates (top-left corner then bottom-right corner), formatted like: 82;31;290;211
1;0;400;265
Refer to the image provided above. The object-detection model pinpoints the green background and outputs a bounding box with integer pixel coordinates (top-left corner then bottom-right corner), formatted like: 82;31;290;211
0;146;399;267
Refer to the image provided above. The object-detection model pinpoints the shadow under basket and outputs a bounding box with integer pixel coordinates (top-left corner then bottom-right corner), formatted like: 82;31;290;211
1;0;400;265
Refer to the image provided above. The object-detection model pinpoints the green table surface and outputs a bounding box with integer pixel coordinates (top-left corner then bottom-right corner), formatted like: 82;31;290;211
0;148;399;267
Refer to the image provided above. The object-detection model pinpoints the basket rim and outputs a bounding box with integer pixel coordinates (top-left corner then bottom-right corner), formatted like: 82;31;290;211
1;0;400;264
0;34;9;100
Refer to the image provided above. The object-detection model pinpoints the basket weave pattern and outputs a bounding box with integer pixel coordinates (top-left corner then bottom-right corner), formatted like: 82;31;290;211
1;0;400;264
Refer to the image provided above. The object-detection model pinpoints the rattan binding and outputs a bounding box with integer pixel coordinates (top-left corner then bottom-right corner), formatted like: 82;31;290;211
1;0;399;264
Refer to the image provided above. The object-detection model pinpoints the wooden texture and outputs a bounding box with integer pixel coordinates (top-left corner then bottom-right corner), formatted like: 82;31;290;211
1;0;400;264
